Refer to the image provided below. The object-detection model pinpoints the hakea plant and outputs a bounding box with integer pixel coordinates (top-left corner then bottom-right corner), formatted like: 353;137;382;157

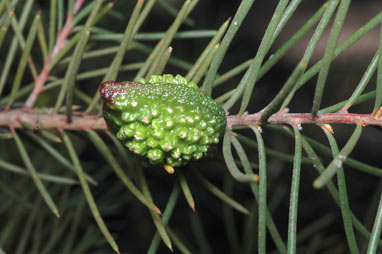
1;0;382;253
100;74;226;170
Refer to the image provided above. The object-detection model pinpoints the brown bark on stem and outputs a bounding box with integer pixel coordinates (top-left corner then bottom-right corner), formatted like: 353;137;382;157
1;110;381;131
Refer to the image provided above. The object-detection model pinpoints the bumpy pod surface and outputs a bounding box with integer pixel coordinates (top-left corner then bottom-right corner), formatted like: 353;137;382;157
100;74;226;167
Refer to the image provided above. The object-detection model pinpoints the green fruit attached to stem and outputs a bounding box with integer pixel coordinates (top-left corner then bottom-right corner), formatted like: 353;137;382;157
99;74;226;173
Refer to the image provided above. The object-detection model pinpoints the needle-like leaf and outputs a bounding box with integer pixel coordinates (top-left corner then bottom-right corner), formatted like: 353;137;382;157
61;130;120;253
10;128;60;217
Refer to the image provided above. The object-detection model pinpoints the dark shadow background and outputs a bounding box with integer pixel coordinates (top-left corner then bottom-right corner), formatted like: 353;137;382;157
3;0;382;253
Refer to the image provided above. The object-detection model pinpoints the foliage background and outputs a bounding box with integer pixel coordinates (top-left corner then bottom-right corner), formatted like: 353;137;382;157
1;0;382;253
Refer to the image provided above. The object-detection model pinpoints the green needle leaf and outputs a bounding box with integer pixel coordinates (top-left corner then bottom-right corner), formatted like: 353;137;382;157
187;210;213;254
92;1;115;26
135;165;173;251
49;0;57;52
250;127;267;254
340;52;379;112
11;128;60;217
202;0;255;95
132;0;157;36
222;136;286;253
311;0;351;115
27;131;97;185
280;0;339;110
286;12;382;110
62;198;86;254
299;130;382;247
176;169;195;211
0;159;78;185
0;9;14;50
223;128;258;183
192;43;220;85
322;127;359;253
261;61;307;123
41;211;74;254
268;124;382;176
157;0;195;27
61;131;120;253
313;124;363;189
38;129;62;143
147;184;180;254
137;0;194;81
271;0;302;45
214;2;326;89
268;124;382;250
367;191;382;253
238;0;288;114
166;226;193;254
187;18;230;81
287;126;302;254
54;28;90;118
87;129;162;214
191;168;249;215
16;198;41;254
222;174;240;253
0;132;12;139
0;0;34;97
37;22;48;61
7;11;40;109
236;133;311;164
373;20;382;114
0;0;8;17
0;179;32;209
55;0;104;117
86;0;144;113
146;46;173;77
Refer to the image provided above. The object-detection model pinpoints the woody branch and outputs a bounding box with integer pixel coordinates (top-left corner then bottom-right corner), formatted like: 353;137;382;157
1;110;382;131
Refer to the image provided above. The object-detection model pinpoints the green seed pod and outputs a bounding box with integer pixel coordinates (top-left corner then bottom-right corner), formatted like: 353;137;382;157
99;74;226;170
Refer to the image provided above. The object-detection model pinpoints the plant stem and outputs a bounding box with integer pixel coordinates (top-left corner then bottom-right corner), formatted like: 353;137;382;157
3;110;382;130
24;0;85;109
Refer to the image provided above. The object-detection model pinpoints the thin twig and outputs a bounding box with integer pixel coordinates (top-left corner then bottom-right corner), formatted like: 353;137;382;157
24;0;85;109
227;112;380;127
2;110;382;130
